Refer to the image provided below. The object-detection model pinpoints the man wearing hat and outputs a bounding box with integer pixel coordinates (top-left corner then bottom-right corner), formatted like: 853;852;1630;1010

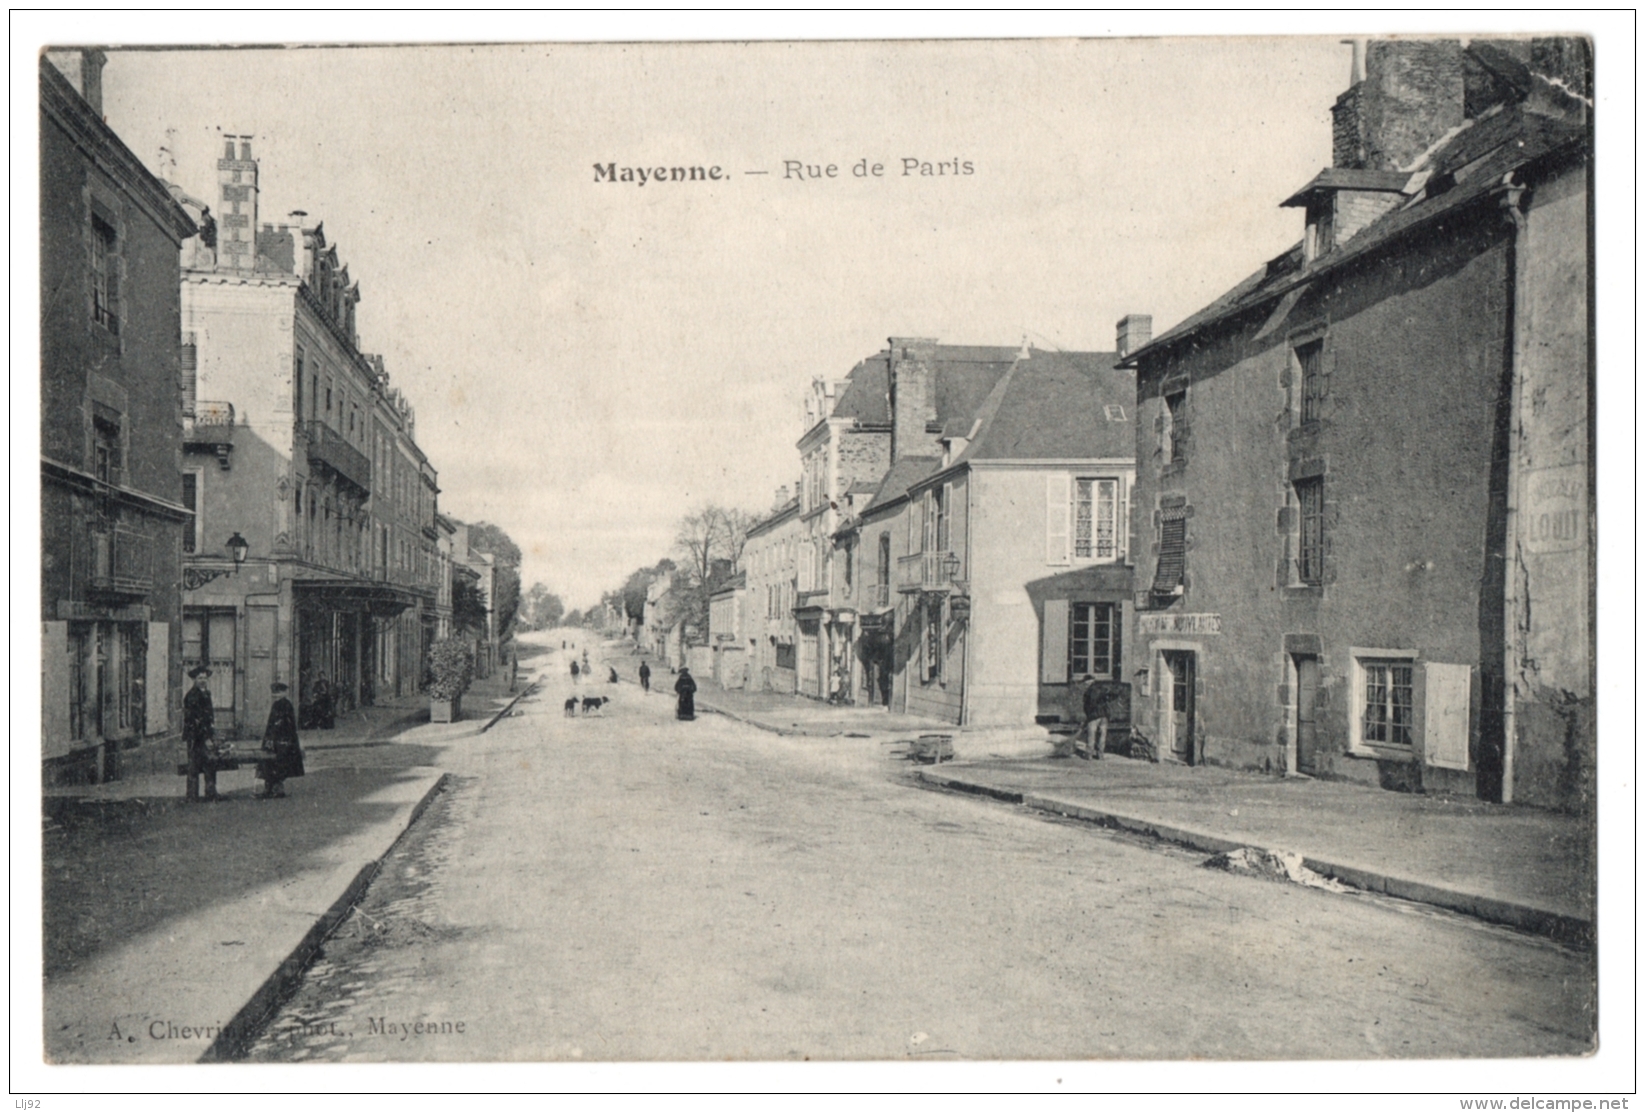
183;666;219;801
257;682;304;798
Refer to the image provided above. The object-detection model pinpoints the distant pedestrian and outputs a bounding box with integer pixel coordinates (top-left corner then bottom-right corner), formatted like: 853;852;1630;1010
639;661;651;694
183;666;219;802
609;665;619;684
570;660;580;683
674;667;697;721
257;682;305;798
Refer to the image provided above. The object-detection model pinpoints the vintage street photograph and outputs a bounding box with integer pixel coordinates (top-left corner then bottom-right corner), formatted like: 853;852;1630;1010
16;12;1630;1097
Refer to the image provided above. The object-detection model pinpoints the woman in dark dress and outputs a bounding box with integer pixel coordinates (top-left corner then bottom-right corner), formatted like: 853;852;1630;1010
674;667;697;721
258;682;305;798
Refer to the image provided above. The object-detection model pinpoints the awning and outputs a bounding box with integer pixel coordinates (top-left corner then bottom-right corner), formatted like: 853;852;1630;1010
292;578;430;617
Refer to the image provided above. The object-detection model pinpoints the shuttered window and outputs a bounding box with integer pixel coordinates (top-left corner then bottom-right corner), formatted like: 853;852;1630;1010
1041;598;1069;683
145;621;169;733
1074;478;1121;560
1045;474;1071;565
1152;513;1187;595
1069;603;1119;681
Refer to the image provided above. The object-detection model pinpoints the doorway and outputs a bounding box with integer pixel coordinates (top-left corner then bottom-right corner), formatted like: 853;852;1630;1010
1292;653;1322;774
1161;649;1197;764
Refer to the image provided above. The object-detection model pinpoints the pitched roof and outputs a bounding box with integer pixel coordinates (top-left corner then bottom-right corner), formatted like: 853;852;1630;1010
958;349;1133;462
1123;103;1588;367
830;355;890;424
862;455;941;518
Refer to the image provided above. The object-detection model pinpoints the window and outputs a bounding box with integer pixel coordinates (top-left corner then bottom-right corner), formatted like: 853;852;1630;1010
1358;657;1415;749
91;213;119;333
325;383;333;414
934;484;949;552
1069;602;1119;680
1164;390;1188;463
844;539;854;595
92;416;121;485
1295;477;1325;585
1296;340;1325;424
1151;511;1187;596
182;472;199;553
1074;478;1121;560
877;532;891;588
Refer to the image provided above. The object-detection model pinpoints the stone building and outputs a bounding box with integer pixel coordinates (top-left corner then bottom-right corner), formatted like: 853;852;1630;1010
40;53;198;783
838;340;1131;726
1122;39;1592;808
742;491;801;692
170;140;442;736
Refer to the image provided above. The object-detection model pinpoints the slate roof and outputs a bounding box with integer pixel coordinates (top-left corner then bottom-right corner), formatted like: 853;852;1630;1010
827;344;1022;428
830;355;890;424
1122;103;1588;368
957;349;1132;463
861;456;941;519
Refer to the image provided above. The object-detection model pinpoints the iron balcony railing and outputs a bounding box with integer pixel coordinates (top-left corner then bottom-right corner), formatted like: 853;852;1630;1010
305;421;372;495
194;400;235;426
896;551;963;594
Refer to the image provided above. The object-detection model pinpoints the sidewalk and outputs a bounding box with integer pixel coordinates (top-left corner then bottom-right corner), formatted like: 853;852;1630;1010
917;755;1595;945
40;669;527;1063
604;642;958;737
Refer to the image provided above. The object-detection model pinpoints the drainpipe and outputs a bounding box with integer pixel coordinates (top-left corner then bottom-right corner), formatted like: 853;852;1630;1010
1499;172;1528;804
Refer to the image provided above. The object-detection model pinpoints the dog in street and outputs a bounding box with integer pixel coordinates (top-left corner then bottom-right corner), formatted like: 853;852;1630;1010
580;696;608;715
564;697;579;717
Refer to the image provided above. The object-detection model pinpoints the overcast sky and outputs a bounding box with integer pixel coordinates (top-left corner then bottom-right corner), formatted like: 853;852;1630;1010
90;36;1362;608
92;36;1349;608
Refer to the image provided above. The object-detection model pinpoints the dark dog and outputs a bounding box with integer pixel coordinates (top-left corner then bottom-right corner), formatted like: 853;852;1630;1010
563;697;579;717
581;696;608;715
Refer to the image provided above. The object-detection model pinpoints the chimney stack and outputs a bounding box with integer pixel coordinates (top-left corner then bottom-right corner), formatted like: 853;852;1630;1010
887;337;940;462
1331;40;1465;171
216;134;259;271
1116;314;1153;359
774;485;790;512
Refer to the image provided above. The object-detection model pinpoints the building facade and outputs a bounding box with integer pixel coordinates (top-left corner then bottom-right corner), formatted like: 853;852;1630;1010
742;494;801;692
172;141;441;737
1123;39;1592;808
40;53;198;783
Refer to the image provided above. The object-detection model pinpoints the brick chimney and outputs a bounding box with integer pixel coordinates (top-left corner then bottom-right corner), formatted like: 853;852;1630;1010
887;337;940;462
1116;314;1152;359
1331;40;1466;171
216;135;259;272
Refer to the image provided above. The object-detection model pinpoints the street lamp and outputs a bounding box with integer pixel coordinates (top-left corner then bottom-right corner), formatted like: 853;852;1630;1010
941;552;962;583
226;532;249;571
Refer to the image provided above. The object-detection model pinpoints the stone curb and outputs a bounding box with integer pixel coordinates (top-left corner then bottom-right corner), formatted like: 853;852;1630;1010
917;768;1594;949
200;771;453;1062
480;677;542;733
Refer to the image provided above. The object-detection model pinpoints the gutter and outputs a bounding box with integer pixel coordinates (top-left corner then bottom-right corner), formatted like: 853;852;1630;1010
1499;172;1529;804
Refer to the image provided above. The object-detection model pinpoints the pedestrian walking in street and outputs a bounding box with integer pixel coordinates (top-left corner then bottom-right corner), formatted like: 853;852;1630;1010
608;665;619;684
639;660;651;694
256;682;305;799
183;666;219;802
674;667;697;721
570;659;580;684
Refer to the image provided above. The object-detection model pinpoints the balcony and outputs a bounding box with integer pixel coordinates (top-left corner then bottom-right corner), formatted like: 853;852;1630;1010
896;551;965;595
185;401;236;469
89;527;153;595
864;582;891;609
305;421;372;496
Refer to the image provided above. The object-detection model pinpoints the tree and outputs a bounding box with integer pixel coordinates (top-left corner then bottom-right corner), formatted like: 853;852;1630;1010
672;505;760;646
467;522;522;640
564;608;584;627
615;558;675;625
452;578;489;638
523;582;564;630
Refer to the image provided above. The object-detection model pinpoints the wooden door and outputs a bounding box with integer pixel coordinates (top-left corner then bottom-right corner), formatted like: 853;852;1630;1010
1294;654;1321;774
1164;650;1196;764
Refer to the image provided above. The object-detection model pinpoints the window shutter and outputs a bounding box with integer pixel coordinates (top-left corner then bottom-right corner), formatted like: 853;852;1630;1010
1118;479;1130;560
146;621;170;734
1423;662;1471;770
1046;473;1071;565
940;481;953;552
1152;514;1187;594
42;622;71;760
1041;598;1069;683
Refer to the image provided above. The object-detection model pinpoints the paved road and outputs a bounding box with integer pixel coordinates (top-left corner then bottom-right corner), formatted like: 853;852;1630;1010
246;646;1594;1062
